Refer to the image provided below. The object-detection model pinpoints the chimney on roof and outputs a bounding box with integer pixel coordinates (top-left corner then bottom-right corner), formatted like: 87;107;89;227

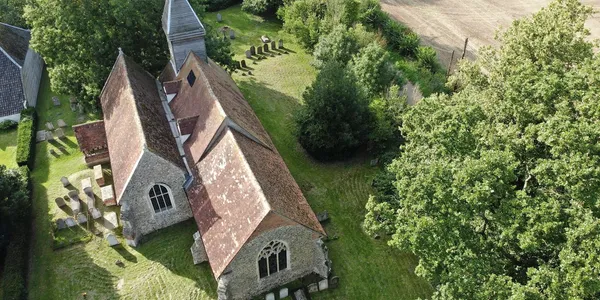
162;0;207;74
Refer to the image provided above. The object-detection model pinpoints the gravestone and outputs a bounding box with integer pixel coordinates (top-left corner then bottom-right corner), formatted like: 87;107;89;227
329;276;340;289
241;60;247;68
45;131;54;141
55;197;66;207
263;44;269;52
36;131;47;142
70;96;77;104
46;122;54;130
70;103;77;112
52;96;60;106
81;177;92;190
245;50;252;59
104;211;119;229
237;61;242;69
370;158;378;166
94;164;104;186
49;149;57;156
279;288;289;298
294;289;308;300
318;279;329;291
57;119;67;128
317;211;329;223
101;185;116;206
85;187;95;209
78;103;84;114
77;213;87;224
308;283;319;293
90;208;102;220
265;293;275;300
271;40;276;50
60;176;70;187
250;45;256;56
65;217;77;227
229;30;235;39
216;13;222;22
70;198;81;215
107;234;119;247
278;39;284;49
56;218;67;230
261;35;270;43
257;47;263;55
54;128;65;139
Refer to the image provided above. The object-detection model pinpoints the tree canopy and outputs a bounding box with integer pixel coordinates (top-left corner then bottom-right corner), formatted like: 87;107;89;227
0;0;27;28
0;166;29;251
365;0;600;298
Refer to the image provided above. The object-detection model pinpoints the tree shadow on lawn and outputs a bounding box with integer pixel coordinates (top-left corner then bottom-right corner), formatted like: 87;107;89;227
135;220;218;298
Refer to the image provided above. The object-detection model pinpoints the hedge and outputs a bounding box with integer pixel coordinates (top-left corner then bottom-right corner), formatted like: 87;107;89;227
15;109;36;169
1;227;28;300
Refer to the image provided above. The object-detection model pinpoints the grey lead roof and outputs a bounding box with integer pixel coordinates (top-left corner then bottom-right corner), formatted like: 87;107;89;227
0;22;30;67
0;53;25;117
162;0;205;37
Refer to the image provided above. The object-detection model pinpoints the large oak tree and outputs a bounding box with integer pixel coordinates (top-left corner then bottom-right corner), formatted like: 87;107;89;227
365;0;600;298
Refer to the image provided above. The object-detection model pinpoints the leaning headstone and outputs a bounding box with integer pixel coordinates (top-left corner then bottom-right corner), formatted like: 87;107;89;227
250;45;256;56
101;185;116;206
216;13;222;22
77;213;87;224
261;35;270;43
107;234;119;247
329;276;340;289
319;279;329;291
245;50;252;59
60;176;70;187
45;131;54;141
241;60;247;68
317;211;329;223
294;289;307;300
55;197;66;207
36;131;47;142
229;30;235;39
263;44;269;52
104;211;119;229
271;40;276;50
57;119;67;128
56;218;67;230
257;47;263;55
265;293;275;300
279;288;289;298
278;39;284;49
308;283;319;293
94;165;104;186
54;128;65;139
46;122;54;130
65;217;77;227
90;208;102;220
81;177;92;190
52;96;60;106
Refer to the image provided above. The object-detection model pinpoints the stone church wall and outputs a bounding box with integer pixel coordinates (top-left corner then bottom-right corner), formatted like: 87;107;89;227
119;150;192;246
21;48;44;107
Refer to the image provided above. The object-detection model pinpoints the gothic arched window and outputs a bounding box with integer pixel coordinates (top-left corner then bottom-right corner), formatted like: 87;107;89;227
149;184;173;213
258;241;288;278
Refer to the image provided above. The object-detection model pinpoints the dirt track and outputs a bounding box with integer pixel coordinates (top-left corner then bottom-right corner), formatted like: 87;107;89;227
381;0;600;67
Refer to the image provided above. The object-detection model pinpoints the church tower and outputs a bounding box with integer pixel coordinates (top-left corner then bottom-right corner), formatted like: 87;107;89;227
162;0;207;74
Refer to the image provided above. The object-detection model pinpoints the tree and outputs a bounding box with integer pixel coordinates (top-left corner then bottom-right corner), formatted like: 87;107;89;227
312;24;359;68
242;0;282;15
350;42;396;97
368;85;406;153
0;0;28;28
296;61;372;160
278;0;326;50
0;166;29;251
24;0;231;109
364;0;600;299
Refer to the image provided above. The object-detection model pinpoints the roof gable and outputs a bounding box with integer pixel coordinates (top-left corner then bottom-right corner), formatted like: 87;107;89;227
0;22;30;67
0;52;25;117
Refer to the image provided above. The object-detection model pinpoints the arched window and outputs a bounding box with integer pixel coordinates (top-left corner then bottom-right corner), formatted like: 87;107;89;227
149;184;173;213
258;241;288;278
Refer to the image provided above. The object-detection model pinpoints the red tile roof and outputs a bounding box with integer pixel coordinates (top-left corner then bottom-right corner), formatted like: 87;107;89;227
101;52;184;202
72;120;109;158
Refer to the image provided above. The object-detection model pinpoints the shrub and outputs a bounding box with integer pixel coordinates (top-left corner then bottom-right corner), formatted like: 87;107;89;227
296;61;372;160
381;19;420;57
1;228;28;300
416;46;439;72
203;0;242;11
0;120;18;131
278;0;327;50
15;109;36;169
313;24;359;68
242;0;282;15
350;42;397;97
358;0;386;29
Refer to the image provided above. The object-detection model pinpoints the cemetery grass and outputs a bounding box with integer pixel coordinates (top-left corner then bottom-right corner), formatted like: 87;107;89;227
27;71;217;299
0;129;18;169
207;6;433;300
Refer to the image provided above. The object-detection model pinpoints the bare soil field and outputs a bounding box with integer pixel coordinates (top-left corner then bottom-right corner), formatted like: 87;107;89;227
381;0;600;67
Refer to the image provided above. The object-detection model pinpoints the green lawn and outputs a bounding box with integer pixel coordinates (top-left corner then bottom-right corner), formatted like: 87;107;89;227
26;6;432;300
207;6;433;300
0;129;18;168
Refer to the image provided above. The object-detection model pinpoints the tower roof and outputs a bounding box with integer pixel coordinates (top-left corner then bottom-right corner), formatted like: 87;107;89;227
162;0;205;38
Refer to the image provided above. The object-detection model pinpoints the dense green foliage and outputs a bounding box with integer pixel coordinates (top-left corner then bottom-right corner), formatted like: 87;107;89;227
0;0;27;28
241;0;281;15
312;24;359;68
278;0;326;50
203;0;241;12
416;45;438;72
365;1;600;298
350;42;397;98
368;85;406;154
0;165;30;252
296;61;371;159
24;0;232;109
15;110;35;168
0;120;18;131
1;228;28;300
